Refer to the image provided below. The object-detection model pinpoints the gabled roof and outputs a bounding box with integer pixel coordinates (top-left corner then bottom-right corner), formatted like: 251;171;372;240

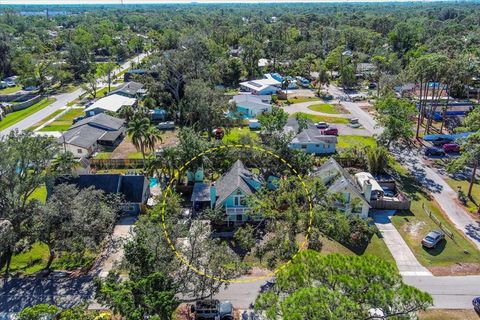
214;160;260;208
287;121;337;145
312;158;369;205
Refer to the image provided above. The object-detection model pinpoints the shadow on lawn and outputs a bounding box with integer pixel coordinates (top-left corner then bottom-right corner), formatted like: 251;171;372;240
422;239;447;256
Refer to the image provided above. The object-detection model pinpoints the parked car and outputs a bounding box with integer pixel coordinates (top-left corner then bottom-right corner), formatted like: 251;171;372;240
443;143;460;153
191;300;233;320
315;121;329;129
431;137;454;146
6;81;16;87
421;230;445;248
321;127;338;135
0;81;7;89
425;147;445;157
473;296;480;313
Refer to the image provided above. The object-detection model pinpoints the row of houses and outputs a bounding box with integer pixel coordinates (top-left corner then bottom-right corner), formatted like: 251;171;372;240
190;157;409;224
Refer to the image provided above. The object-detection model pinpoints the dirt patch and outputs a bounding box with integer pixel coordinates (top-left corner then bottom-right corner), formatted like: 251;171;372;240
403;221;426;241
334;103;350;114
429;262;480;276
110;130;179;159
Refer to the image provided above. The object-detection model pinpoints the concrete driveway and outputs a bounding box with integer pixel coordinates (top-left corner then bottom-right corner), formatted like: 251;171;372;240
373;210;432;276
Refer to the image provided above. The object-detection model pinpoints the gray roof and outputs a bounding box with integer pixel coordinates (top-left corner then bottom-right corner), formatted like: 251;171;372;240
62;114;124;149
312;158;369;205
289;122;337;145
108;81;144;97
214;160;259;208
70;113;124;131
191;182;211;202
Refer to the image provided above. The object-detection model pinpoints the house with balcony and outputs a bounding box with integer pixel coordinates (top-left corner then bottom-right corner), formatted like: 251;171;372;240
191;160;262;224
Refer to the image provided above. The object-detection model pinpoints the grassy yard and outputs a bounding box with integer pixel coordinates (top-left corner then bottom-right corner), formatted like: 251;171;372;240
94;152;112;159
286;97;321;104
0;98;55;131
0;85;22;94
30;184;48;203
293;113;350;124
445;177;479;214
307;103;341;114
337;135;377;149
40;108;84;132
127;151;144;159
223;127;259;144
389;161;480;272
29;109;63;131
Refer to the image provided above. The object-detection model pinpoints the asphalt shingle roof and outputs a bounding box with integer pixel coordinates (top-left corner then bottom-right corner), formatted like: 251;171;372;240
214;159;259;208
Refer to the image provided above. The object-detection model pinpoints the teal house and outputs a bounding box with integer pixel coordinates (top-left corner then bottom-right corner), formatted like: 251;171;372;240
191;160;262;223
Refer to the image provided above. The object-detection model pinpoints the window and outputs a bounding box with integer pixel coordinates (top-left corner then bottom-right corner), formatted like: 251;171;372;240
301;144;307;149
236;214;243;221
234;195;243;206
77;149;83;154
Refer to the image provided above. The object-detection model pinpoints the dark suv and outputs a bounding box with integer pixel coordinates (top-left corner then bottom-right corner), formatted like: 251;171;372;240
425;147;445;157
192;300;234;320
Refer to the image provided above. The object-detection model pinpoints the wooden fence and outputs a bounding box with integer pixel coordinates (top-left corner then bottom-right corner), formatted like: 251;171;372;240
90;158;144;169
422;202;455;241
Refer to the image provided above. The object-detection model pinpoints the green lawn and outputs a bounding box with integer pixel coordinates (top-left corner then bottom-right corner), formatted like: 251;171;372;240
319;233;396;268
223;127;259;144
127;151;144;159
40;108;84;132
445;177;479;214
292;113;350;124
94;152;112;160
0;85;22;94
2;242;50;274
29;109;63;131
30;184;48;203
307;103;341;114
0;98;55;131
287;97;321;104
389;161;480;269
337;135;377;149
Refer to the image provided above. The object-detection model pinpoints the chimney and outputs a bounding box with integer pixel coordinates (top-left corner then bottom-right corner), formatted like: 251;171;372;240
363;179;372;201
210;183;217;209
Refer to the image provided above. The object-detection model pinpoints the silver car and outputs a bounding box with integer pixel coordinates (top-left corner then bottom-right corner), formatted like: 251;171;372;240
421;230;445;248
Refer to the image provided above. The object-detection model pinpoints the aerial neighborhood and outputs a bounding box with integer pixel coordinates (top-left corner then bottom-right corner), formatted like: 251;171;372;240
0;2;480;320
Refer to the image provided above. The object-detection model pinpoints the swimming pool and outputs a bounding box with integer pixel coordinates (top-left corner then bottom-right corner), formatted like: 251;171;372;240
149;178;159;188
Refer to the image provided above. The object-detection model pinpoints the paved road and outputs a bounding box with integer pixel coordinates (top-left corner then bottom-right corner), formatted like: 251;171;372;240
373;210;432;276
404;275;480;309
0;52;149;137
213;277;270;309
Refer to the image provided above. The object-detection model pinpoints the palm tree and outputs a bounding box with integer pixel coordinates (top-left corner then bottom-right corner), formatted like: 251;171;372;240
118;105;135;122
51;151;77;176
281;79;291;102
144;154;162;179
126;116;151;166
144;125;163;153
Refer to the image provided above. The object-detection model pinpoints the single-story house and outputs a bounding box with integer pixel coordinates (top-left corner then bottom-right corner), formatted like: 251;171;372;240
239;80;279;95
85;93;137;117
107;81;145;98
59;113;125;158
191;160;262;223
285;119;337;155
231;94;272;118
312;158;370;218
53;174;150;214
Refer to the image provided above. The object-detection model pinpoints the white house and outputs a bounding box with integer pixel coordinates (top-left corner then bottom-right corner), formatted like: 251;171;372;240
84;94;137;117
231;94;272;118
312;158;370;218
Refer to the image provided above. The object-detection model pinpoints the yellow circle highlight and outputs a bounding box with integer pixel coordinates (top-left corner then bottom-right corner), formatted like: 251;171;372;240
160;144;313;283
